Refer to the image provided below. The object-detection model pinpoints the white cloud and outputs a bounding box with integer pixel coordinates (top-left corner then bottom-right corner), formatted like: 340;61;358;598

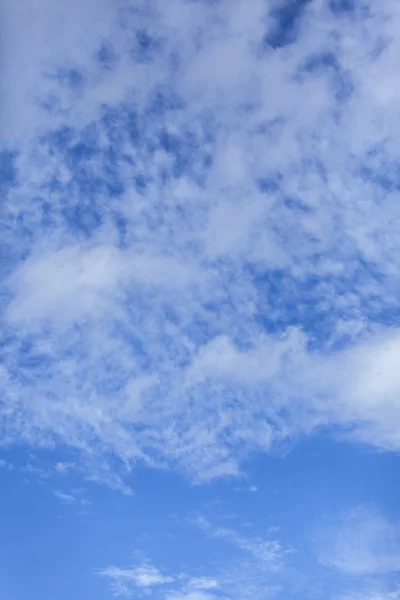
100;558;282;600
98;516;291;600
99;563;175;596
53;490;76;504
166;591;220;600
3;0;400;489
54;461;75;474
5;3;400;600
185;328;305;387
186;578;219;591
315;505;400;576
193;515;291;571
166;578;224;600
293;329;400;452
1;0;113;143
6;244;203;328
336;588;400;600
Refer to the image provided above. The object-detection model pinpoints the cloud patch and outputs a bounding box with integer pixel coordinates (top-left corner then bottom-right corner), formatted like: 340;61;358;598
315;505;400;576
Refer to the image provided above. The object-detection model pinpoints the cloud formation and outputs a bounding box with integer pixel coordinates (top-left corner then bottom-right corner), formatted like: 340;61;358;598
315;505;400;576
2;0;400;489
99;563;176;595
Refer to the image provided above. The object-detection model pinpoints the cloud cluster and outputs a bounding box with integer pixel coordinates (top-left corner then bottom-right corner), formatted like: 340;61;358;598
2;0;400;487
99;516;290;599
99;563;175;597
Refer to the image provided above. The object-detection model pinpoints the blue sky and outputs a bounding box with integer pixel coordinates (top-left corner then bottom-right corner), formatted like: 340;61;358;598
1;0;400;599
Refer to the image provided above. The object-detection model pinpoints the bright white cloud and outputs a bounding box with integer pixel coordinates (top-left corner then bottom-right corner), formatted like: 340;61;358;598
6;244;203;328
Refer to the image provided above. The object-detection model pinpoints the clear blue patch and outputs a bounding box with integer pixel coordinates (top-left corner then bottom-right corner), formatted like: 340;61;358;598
302;51;337;71
61;202;103;238
100;107;125;148
125;110;141;146
0;150;18;189
359;152;400;191
39;123;130;237
158;129;212;181
189;0;221;4
265;0;311;49
329;0;355;14
168;48;181;74
101;147;125;197
297;52;354;104
248;259;398;350
55;68;85;91
134;172;149;193
145;87;185;119
45;126;75;151
258;175;282;193
132;29;163;64
283;197;312;213
97;43;118;70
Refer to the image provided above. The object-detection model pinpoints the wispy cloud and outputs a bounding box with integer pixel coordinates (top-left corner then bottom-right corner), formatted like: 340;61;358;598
193;514;292;571
54;461;75;474
336;588;400;600
52;490;76;504
315;505;400;576
99;557;281;600
99;512;292;600
99;563;175;596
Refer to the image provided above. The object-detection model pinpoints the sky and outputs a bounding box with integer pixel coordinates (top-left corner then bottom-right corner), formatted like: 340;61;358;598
1;0;400;598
